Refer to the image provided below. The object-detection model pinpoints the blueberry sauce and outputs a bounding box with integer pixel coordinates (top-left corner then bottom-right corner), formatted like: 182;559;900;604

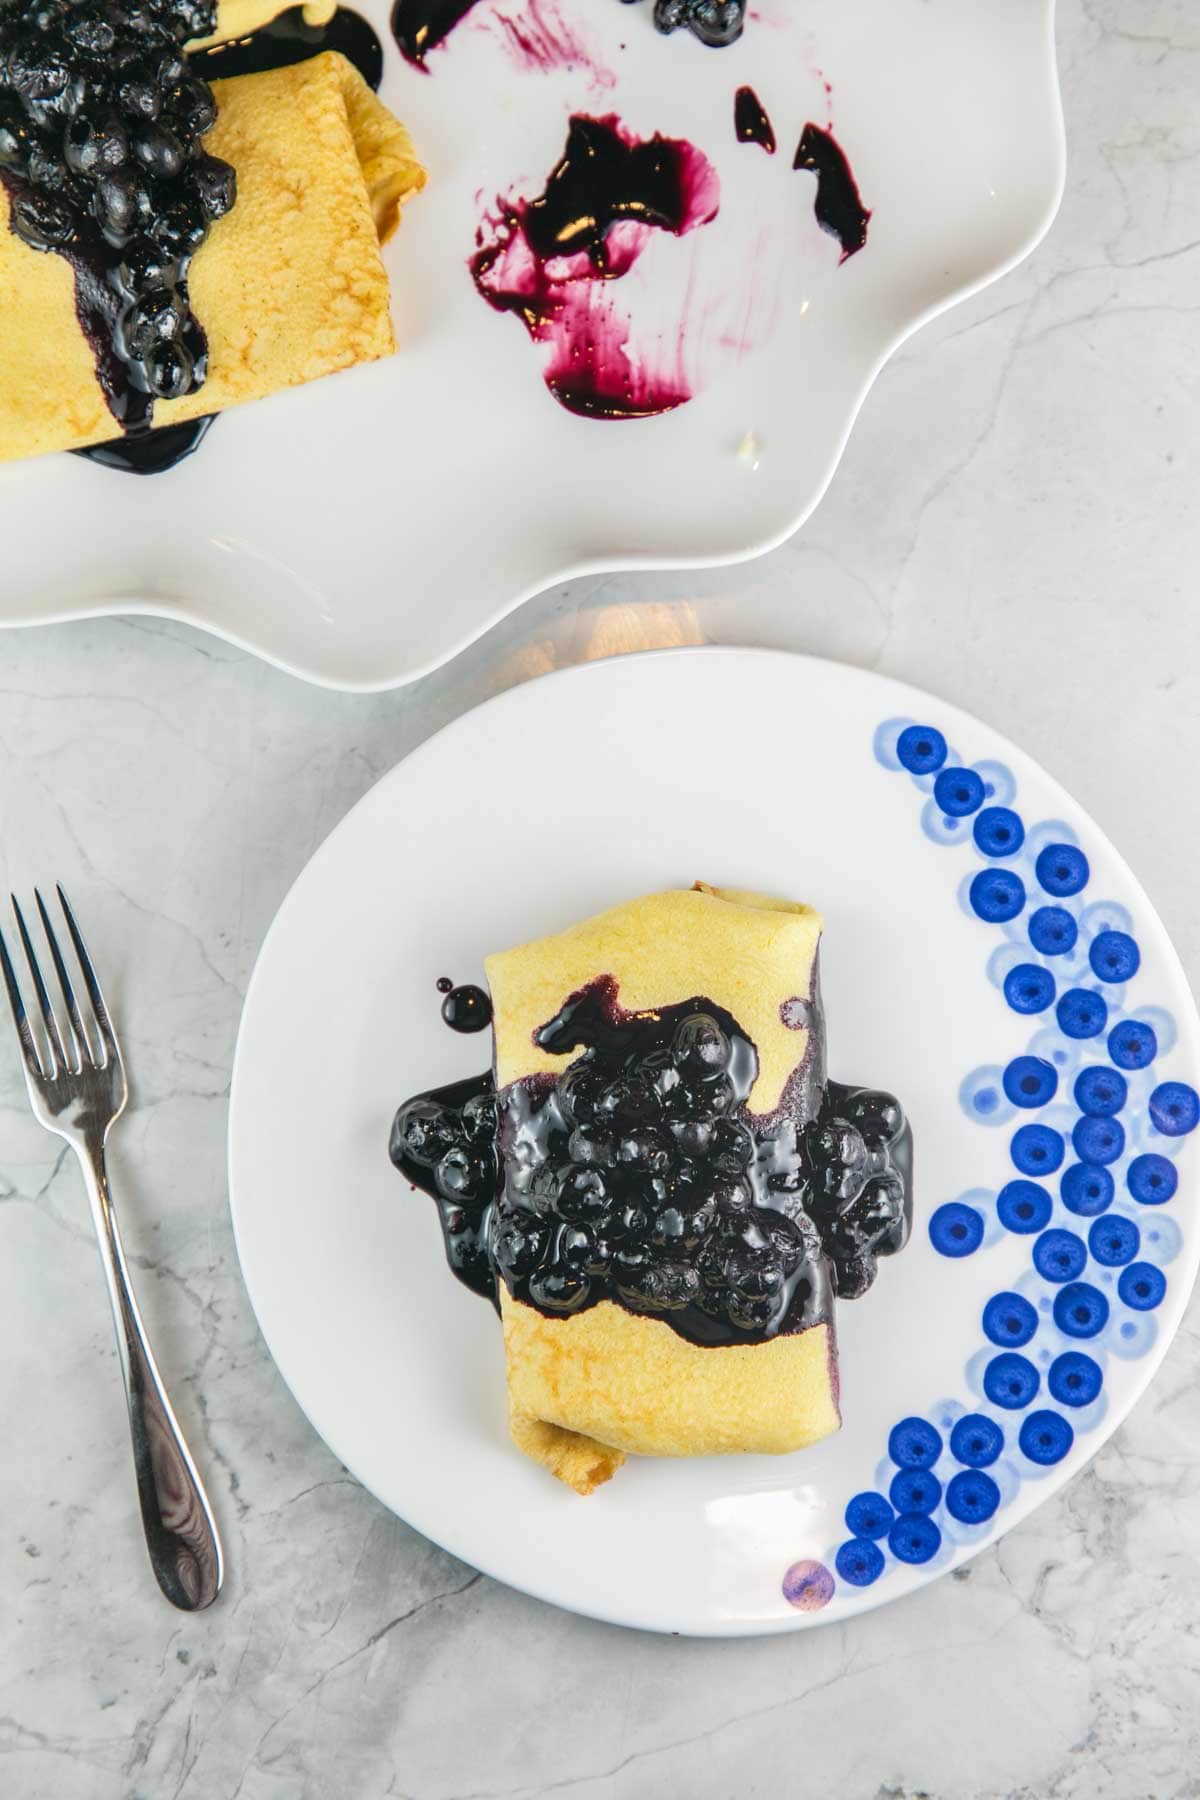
441;983;492;1033
390;975;913;1348
390;0;480;66
436;975;454;994
0;0;236;447
620;0;746;48
734;86;775;156
470;113;719;419
793;123;870;263
194;6;384;90
78;413;214;473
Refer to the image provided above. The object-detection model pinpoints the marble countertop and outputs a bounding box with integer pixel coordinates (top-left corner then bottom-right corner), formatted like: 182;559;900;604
2;0;1198;1794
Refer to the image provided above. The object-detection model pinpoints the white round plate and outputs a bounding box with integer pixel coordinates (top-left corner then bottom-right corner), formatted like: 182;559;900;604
229;649;1198;1634
0;1;1062;690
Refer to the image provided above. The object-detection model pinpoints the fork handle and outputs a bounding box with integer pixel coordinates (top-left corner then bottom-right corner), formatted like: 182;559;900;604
75;1139;223;1611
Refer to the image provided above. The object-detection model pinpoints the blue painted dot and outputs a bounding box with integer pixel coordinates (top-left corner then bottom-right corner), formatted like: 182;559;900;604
889;1469;943;1516
1127;1153;1178;1207
928;1202;984;1258
1011;1123;1065;1176
971;868;1026;924
935;766;985;816
1108;1019;1157;1070
1048;1351;1103;1407
1035;844;1089;898
835;1538;885;1586
897;725;948;775
1057;989;1108;1039
1029;907;1078;957
1089;931;1140;984
888;1417;943;1469
1003;1057;1058;1109
1003;964;1056;1016
888;1515;941;1565
1019;1410;1074;1465
844;1492;895;1540
1072;1115;1126;1166
1118;1262;1166;1311
1073;1066;1128;1118
1054;1281;1110;1338
1149;1082;1200;1137
974;807;1025;859
982;1291;1039;1347
996;1179;1053;1234
984;1352;1040;1410
1061;1162;1114;1216
1088;1214;1140;1267
945;1469;1000;1524
1033;1229;1088;1283
949;1414;1004;1468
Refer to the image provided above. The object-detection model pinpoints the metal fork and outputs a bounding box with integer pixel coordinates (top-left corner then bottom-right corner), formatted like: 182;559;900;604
0;887;222;1611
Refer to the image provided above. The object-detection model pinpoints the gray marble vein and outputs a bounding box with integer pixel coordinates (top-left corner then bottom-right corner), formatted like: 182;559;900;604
2;0;1199;1793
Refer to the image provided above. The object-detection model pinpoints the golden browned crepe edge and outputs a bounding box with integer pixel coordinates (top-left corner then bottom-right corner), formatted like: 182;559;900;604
484;884;823;1115
502;1293;840;1493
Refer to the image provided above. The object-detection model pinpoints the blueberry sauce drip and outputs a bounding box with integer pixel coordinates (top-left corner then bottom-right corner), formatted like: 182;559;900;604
734;86;774;155
195;6;384;90
793;123;870;262
390;0;480;66
620;0;745;48
436;975;454;994
0;0;237;443
441;983;492;1034
390;977;912;1348
470;113;719;420
77;412;213;472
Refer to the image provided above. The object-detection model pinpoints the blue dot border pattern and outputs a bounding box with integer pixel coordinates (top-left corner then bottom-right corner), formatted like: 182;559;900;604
799;716;1198;1611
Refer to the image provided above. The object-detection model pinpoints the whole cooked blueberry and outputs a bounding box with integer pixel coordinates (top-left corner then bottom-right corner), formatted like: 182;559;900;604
672;1013;731;1079
114;235;175;292
842;1089;905;1147
118;67;162;122
621;1259;702;1310
434;1146;488;1202
389;1097;461;1167
609;1200;651;1240
639;1047;682;1102
710;1117;754;1173
819;1161;868;1207
460;1091;496;1143
133;122;184;179
149;195;206;254
556;1165;609;1223
811;1118;867;1170
144;337;194;399
556;1061;605;1125
842;1172;909;1254
670;1116;714;1158
10;186;74;248
528;1263;589;1311
491;1211;545;1276
93;168;149;241
568;1123;617;1167
597;1075;661;1124
65;111;130;175
169;77;216;136
559;1224;601;1266
0;105;31;168
120;285;186;355
191;150;235;219
833;1251;877;1298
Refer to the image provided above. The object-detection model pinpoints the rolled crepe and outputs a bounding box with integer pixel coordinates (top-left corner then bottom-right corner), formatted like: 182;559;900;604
0;52;425;463
196;0;337;49
485;883;840;1496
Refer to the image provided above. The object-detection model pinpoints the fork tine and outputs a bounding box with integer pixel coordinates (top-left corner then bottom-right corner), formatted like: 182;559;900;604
56;885;121;1068
12;895;67;1079
0;922;46;1081
35;888;87;1073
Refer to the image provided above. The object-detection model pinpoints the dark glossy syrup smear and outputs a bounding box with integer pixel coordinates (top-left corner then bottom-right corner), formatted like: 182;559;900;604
0;0;235;455
734;86;775;155
471;113;719;419
391;975;913;1348
441;983;492;1034
78;413;214;473
195;6;384;89
793;123;870;262
390;0;480;66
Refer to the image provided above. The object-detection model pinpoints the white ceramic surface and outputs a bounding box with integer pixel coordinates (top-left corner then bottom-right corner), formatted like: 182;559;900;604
227;649;1199;1635
0;0;1063;691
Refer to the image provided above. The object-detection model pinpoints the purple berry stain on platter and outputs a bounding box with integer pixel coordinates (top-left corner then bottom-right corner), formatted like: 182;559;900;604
782;1559;834;1611
470;114;719;419
735;86;776;155
793;124;871;262
441;984;493;1033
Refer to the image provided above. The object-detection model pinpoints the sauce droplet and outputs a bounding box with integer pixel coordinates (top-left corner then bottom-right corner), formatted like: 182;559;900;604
441;984;493;1033
436;976;454;993
734;86;775;155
